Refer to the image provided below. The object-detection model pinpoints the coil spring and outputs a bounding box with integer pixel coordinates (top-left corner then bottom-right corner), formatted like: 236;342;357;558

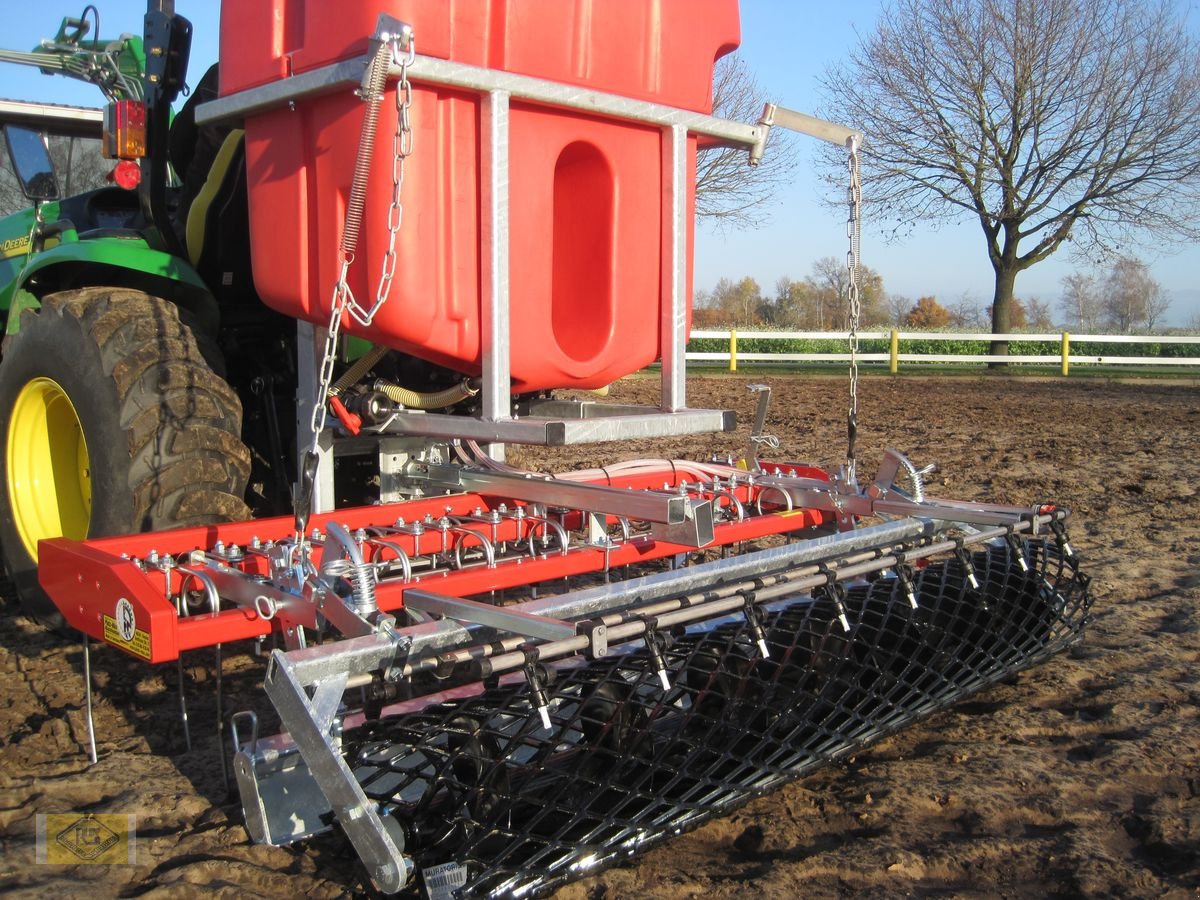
323;557;379;616
350;558;379;616
341;40;393;256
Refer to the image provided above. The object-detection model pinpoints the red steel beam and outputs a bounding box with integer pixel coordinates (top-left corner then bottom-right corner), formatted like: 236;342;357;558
39;465;833;662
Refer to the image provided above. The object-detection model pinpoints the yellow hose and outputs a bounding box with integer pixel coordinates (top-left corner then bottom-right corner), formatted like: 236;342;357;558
374;378;478;410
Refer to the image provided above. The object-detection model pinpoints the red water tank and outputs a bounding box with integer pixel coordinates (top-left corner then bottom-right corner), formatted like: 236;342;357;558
221;0;740;391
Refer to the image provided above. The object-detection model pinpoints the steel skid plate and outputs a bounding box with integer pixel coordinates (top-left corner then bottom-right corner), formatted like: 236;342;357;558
333;536;1090;898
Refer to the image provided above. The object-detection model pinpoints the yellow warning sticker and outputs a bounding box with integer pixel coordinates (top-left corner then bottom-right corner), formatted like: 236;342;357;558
37;813;136;865
102;597;151;660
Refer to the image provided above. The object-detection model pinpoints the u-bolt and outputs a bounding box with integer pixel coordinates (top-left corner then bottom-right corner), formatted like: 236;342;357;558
175;566;221;614
523;515;570;556
448;524;496;569
365;535;413;581
755;484;794;515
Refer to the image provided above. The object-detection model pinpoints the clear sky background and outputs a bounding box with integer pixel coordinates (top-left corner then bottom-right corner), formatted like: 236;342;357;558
4;0;1197;326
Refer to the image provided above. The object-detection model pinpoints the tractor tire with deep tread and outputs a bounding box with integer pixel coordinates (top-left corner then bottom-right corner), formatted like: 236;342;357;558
0;287;251;626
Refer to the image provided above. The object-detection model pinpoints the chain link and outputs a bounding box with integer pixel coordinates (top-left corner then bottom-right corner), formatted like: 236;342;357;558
311;261;352;436
845;136;862;484
308;34;415;443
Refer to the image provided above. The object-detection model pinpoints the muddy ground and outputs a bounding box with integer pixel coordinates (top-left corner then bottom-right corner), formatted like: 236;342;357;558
1;374;1198;898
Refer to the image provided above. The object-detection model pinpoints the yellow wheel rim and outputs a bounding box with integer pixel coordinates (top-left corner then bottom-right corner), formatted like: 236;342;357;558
6;377;91;561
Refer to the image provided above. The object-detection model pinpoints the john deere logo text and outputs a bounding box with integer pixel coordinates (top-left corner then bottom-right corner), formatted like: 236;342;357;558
36;813;136;865
1;235;30;258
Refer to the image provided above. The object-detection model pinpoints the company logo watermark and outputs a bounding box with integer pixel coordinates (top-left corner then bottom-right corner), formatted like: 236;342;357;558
36;814;136;865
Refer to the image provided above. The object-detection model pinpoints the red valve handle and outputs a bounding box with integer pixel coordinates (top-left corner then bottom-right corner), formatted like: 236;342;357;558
329;395;362;436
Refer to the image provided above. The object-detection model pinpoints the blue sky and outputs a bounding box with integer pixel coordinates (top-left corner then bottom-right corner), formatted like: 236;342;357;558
4;1;1198;325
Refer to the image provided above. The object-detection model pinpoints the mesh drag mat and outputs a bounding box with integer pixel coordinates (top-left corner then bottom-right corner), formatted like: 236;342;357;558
342;536;1091;898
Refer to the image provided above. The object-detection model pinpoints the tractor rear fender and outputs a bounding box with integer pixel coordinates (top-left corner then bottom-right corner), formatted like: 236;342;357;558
2;237;219;339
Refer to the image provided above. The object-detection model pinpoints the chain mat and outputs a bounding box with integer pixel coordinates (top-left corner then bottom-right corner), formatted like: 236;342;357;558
342;536;1091;898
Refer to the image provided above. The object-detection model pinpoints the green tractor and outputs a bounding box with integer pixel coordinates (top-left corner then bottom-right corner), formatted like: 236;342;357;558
0;5;294;624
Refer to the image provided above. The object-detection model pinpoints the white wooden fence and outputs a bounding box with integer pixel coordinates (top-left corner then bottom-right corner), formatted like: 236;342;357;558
687;330;1200;374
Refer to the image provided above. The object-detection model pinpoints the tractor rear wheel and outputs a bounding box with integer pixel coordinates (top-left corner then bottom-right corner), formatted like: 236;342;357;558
0;287;250;626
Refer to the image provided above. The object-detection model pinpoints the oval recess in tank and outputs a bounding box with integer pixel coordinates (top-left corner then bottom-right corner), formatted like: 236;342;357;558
552;141;614;364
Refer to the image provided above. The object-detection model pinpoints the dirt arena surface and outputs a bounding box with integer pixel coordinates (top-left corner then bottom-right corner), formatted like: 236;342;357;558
1;374;1198;898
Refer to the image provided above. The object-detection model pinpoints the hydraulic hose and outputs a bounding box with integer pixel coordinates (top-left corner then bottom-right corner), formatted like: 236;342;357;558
373;378;479;411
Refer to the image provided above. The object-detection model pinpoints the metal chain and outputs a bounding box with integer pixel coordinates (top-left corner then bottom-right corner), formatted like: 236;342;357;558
309;33;415;440
845;135;862;485
311;262;352;436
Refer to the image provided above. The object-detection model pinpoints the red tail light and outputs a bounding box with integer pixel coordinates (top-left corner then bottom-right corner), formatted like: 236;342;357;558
102;100;147;159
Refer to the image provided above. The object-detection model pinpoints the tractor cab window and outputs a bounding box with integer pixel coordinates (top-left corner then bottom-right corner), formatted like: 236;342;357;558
3;126;59;203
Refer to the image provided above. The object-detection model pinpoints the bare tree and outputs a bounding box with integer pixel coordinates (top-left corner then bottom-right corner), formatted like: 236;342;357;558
696;54;799;230
1102;254;1169;332
886;293;913;326
708;276;763;326
804;255;888;327
948;292;988;330
1059;272;1102;332
805;256;845;329
1144;281;1173;331
1023;297;1056;331
821;0;1200;359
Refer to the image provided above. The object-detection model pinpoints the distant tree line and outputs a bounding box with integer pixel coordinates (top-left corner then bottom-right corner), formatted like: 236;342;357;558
696;254;1175;334
694;257;891;330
